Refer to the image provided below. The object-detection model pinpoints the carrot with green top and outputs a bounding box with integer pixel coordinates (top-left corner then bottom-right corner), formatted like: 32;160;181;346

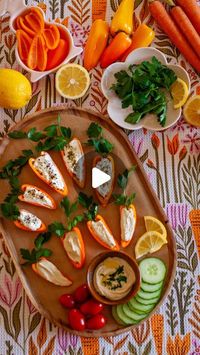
176;0;200;35
149;0;200;73
170;6;200;59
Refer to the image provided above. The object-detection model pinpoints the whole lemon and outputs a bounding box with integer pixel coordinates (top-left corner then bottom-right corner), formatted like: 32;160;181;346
0;69;32;109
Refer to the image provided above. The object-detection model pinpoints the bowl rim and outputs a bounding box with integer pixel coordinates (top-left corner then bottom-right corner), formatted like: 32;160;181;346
87;250;141;306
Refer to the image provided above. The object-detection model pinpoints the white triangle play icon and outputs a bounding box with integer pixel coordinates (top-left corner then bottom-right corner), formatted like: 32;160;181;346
92;167;111;189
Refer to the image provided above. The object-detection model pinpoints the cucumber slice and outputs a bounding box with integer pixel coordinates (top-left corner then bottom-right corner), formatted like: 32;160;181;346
137;288;162;300
112;307;126;325
128;298;155;314
116;305;135;325
139;258;166;284
122;304;147;322
141;281;163;292
128;302;147;315
135;295;159;305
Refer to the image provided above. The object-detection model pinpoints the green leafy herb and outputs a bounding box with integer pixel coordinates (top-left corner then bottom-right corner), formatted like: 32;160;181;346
113;192;136;207
86;123;113;154
27;127;46;142
117;165;136;190
113;166;136;207
1;202;20;220
34;231;52;250
20;247;52;265
8;131;27;139
67;215;84;231
48;222;66;237
87;122;102;138
111;56;177;127
101;265;127;290
0;149;33;179
59;197;83;231
78;192;98;221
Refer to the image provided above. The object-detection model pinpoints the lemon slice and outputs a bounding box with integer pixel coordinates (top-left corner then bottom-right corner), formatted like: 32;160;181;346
56;64;90;99
183;95;200;127
135;231;167;259
170;78;189;109
144;216;167;241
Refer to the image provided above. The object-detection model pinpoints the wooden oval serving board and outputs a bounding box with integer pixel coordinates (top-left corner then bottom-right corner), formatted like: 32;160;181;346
0;107;176;337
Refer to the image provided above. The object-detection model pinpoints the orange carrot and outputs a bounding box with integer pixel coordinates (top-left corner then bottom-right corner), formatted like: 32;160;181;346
170;6;200;59
149;1;200;73
176;0;200;35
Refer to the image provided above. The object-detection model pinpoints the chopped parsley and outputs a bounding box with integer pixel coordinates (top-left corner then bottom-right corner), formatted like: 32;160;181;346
101;265;127;290
86;122;113;154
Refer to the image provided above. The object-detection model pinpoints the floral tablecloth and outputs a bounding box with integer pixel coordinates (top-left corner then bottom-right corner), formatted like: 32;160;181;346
0;0;200;354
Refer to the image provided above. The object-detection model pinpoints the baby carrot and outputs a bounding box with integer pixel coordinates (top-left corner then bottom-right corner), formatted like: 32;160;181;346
170;6;200;59
149;0;200;73
176;0;200;35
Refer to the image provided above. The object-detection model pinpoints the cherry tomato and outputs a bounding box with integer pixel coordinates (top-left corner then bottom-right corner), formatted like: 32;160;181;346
59;294;75;309
68;308;85;331
80;299;104;316
74;284;90;303
86;314;107;330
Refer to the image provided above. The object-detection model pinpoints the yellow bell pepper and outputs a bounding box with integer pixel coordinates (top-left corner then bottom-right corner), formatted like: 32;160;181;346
84;19;109;71
122;24;155;61
110;0;134;36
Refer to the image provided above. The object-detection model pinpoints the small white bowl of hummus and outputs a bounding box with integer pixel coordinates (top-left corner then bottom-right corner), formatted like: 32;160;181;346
87;251;141;305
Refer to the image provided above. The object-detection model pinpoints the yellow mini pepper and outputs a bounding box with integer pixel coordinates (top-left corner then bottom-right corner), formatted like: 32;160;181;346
110;0;134;36
84;19;109;71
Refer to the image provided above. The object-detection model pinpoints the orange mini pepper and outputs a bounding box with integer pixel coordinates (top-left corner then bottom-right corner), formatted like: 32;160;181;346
87;215;119;251
14;210;46;232
17;16;36;37
27;34;47;71
24;8;44;33
46;39;69;70
93;155;115;207
61;227;85;269
120;204;136;248
84;19;109;71
18;184;57;209
43;24;60;50
100;32;132;68
122;24;155;61
16;30;32;63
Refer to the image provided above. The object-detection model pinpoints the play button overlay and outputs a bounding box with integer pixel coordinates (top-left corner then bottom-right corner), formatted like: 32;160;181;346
92;167;111;189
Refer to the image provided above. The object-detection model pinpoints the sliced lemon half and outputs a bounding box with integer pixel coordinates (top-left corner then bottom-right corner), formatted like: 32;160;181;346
170;78;189;109
183;95;200;127
56;64;90;99
135;231;167;259
144;216;167;242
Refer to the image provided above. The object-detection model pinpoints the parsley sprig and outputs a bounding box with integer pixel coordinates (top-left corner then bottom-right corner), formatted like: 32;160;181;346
78;192;98;221
86;123;113;154
8;115;71;152
0;149;33;180
20;231;52;265
111;57;177;127
48;197;84;237
113;165;136;207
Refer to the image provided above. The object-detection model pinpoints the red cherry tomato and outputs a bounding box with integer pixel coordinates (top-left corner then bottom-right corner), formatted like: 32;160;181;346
80;299;104;316
59;294;75;309
68;308;85;331
74;284;90;303
86;314;107;330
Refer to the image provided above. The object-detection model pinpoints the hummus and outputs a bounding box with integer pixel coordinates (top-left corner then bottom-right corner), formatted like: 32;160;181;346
35;259;72;286
23;186;53;208
91;220;116;248
62;231;81;264
33;152;65;191
93;257;135;300
63;139;85;182
96;158;112;198
121;207;136;242
19;210;42;231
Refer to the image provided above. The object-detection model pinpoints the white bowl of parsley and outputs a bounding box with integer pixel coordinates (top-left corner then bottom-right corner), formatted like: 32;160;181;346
101;47;190;131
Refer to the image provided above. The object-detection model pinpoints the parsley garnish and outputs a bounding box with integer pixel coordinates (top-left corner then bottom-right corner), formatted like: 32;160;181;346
20;231;52;265
86;123;113;154
101;265;127;290
78;192;98;221
0;149;33;179
111;57;177;127
113;166;136;207
60;197;84;231
8;115;71;152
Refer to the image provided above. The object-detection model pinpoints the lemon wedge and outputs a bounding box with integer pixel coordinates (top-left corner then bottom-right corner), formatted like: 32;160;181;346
144;216;167;242
56;64;90;99
135;231;167;259
183;95;200;127
170;78;189;109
